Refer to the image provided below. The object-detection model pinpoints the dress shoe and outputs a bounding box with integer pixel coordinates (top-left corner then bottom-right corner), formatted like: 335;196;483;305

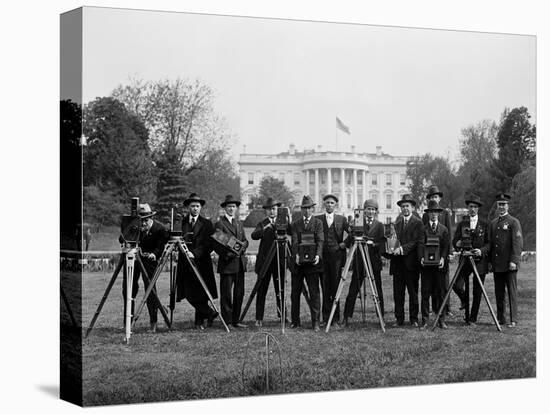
411;321;419;328
232;323;248;329
507;322;517;328
194;324;205;331
207;310;219;327
312;323;320;332
343;317;349;327
468;321;477;326
255;320;263;328
290;322;301;329
149;322;157;333
446;311;455;317
439;321;448;330
392;321;404;328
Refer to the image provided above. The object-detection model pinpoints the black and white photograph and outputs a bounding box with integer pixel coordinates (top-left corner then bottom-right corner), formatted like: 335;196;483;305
5;1;547;413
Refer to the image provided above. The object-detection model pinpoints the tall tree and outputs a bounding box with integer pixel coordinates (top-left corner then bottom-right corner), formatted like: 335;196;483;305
406;154;434;205
254;176;297;208
112;78;234;219
491;106;536;192
509;165;536;250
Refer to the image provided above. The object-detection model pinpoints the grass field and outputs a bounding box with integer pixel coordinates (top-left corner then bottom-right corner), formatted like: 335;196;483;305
62;259;536;406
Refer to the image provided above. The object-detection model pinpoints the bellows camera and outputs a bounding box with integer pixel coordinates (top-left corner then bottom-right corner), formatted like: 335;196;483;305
423;235;441;265
352;208;365;237
298;232;316;264
120;197;141;244
460;216;473;251
275;206;290;235
384;222;400;254
211;229;244;255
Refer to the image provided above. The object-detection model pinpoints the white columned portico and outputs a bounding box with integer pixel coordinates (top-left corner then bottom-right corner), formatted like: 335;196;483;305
327;168;332;195
314;168;320;205
305;169;310;196
353;169;358;209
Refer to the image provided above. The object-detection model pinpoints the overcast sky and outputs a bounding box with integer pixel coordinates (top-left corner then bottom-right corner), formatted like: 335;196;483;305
82;7;535;161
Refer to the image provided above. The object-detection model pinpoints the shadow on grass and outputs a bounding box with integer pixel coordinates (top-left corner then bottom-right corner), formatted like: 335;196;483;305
36;384;59;399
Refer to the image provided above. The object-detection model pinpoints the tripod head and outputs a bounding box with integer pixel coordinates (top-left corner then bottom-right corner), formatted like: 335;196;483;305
120;197;141;248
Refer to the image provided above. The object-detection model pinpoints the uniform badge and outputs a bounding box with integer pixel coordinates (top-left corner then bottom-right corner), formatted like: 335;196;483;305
502;223;509;230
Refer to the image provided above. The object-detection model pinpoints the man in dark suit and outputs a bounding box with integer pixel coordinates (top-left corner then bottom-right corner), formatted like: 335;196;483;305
419;200;450;329
213;195;249;328
421;185;460;315
251;197;290;327
122;203;168;333
290;195;324;331
487;193;523;327
175;193;219;330
389;194;423;327
452;195;490;325
317;194;349;326
343;199;386;326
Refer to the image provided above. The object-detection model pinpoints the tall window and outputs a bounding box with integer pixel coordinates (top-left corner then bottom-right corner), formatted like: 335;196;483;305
400;173;406;186
294;172;301;186
278;172;285;182
386;193;392;209
247;172;254;185
371;173;378;186
358;173;363;185
347;193;352;209
321;171;326;184
334;171;340;183
385;173;392;187
346;171;352;185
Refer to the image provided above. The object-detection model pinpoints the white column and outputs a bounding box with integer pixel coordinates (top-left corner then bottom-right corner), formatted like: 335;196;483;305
305;169;310;196
341;168;346;209
327;168;332;195
353;169;358;208
314;168;320;205
363;169;367;202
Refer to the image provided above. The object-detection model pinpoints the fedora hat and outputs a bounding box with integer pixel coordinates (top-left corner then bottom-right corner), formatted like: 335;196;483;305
299;195;316;208
220;194;241;207
323;194;339;203
397;194;417;207
464;194;483;207
183;193;206;206
495;193;511;202
424;199;443;212
262;197;281;209
138;203;157;219
363;199;379;210
426;185;443;198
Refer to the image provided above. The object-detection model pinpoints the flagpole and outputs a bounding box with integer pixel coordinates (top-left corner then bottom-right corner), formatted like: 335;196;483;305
335;116;338;152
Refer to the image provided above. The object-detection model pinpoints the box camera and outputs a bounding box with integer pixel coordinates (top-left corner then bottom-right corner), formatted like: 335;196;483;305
460;216;473;251
275;206;290;236
423;235;441;265
298;232;316;264
211;229;245;255
384;222;400;254
352;208;365;237
120;197;141;244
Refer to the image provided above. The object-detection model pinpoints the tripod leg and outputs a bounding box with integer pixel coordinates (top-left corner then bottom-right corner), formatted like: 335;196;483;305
431;257;465;331
124;251;136;343
470;257;502;332
240;243;277;322
358;244;385;332
61;285;77;328
169;252;177;326
275;242;284;319
177;241;231;332
326;243;357;332
85;253;124;338
132;244;172;329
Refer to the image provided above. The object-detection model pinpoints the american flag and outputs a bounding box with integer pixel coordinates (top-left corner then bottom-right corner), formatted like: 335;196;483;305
336;117;350;134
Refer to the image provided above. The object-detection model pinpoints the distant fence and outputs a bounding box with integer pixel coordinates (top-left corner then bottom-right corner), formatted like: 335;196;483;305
60;250;536;273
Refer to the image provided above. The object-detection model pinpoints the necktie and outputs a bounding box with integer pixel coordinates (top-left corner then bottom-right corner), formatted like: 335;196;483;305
403;218;408;228
327;214;333;227
431;222;436;232
191;217;196;228
305;218;309;227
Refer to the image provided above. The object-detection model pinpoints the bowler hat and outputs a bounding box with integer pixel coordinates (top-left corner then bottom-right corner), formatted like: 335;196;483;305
220;194;241;207
183;193;206;206
397;194;417;207
464;194;483;207
426;185;443;199
495;193;511;202
363;199;379;210
262;197;281;209
138;203;157;219
299;195;316;208
424;199;443;212
323;194;339;203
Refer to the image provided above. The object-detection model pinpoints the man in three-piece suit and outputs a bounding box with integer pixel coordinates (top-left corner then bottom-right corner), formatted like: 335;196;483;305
487;193;523;328
175;193;219;330
317;194;349;325
389;194;423;327
213;195;249;328
421;185;461;315
291;195;324;331
251;197;291;327
419;200;450;329
452;195;490;325
343;199;386;326
121;203;168;333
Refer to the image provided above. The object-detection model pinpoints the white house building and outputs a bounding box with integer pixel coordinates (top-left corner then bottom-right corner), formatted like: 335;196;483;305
238;144;412;223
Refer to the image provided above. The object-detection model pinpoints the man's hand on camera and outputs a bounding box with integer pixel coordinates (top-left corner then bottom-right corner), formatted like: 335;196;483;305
227;252;237;259
188;251;195;259
144;252;155;261
456;240;462;248
420;257;425;266
313;255;320;265
509;262;517;271
394;246;403;256
295;255;300;265
438;258;445;269
366;240;374;245
339;242;346;250
472;248;481;257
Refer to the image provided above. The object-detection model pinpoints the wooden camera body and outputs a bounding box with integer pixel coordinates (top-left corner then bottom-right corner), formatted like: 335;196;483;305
423;235;441;265
211;229;244;255
384;223;400;254
298;232;316;264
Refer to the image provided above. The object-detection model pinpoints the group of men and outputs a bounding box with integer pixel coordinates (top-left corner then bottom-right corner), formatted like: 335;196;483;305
123;184;523;333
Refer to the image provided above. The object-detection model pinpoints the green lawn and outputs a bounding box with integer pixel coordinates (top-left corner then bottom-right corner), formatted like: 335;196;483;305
62;260;536;406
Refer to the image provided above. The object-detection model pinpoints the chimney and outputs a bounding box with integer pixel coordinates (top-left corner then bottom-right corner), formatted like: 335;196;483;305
243;144;247;154
289;143;296;155
351;145;356;153
317;145;323;152
376;146;382;156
